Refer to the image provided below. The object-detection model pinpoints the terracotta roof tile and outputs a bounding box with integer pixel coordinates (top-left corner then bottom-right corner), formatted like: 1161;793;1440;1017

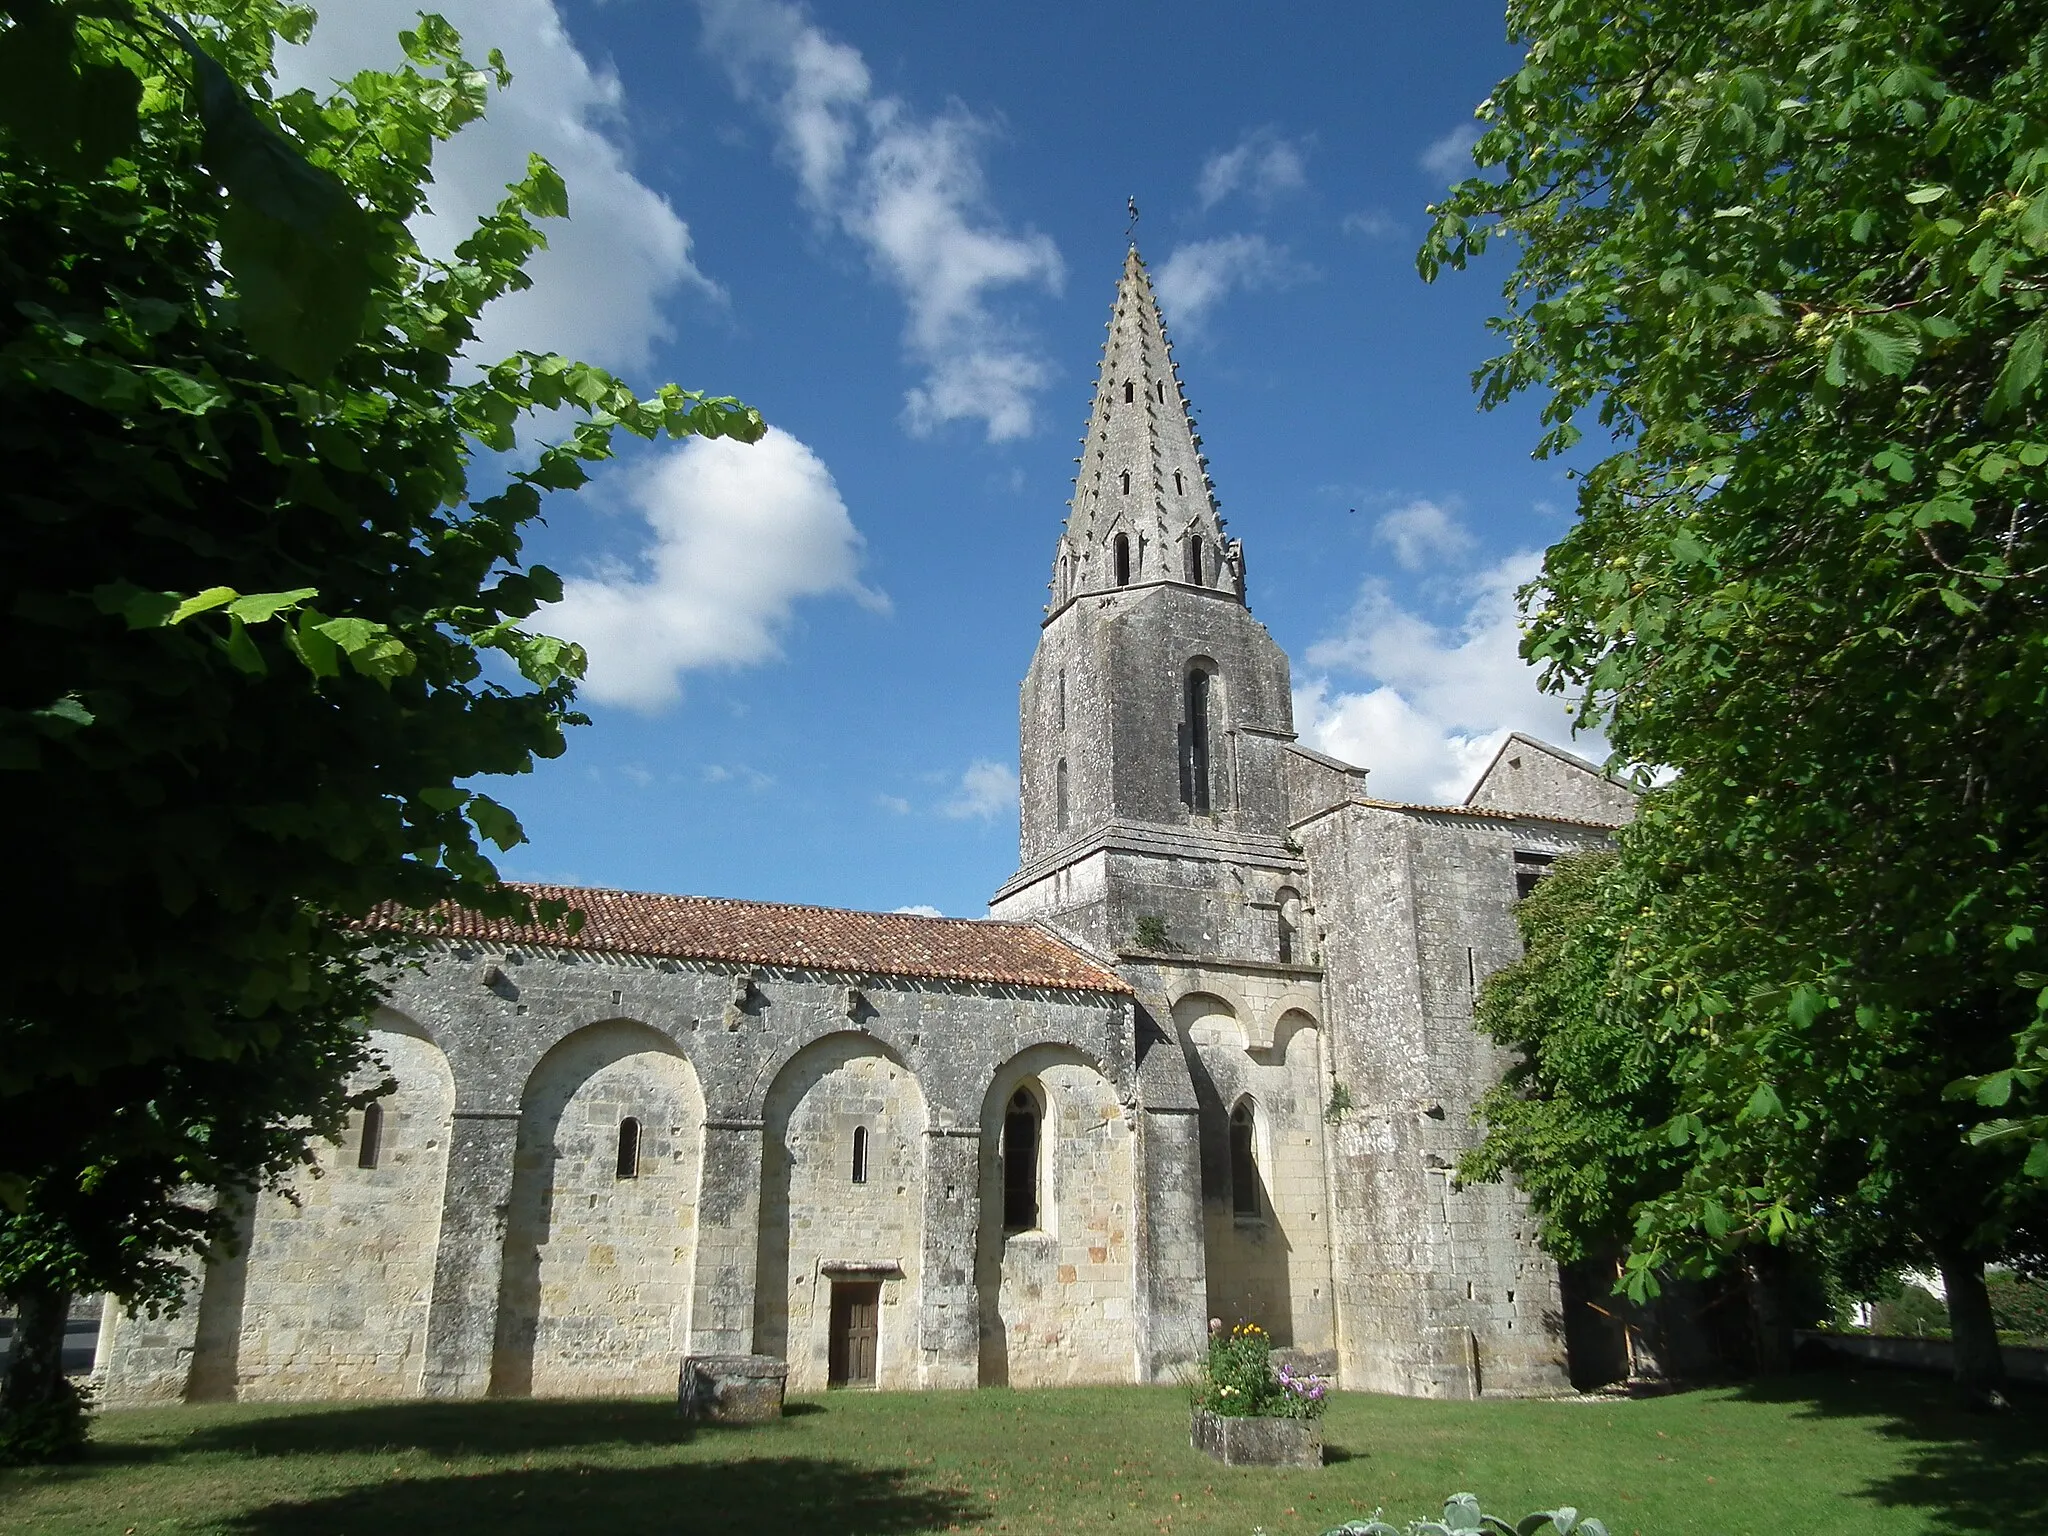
367;883;1130;995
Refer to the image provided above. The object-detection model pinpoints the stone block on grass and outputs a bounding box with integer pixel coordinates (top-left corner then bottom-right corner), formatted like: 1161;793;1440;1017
679;1354;788;1422
1191;1407;1323;1468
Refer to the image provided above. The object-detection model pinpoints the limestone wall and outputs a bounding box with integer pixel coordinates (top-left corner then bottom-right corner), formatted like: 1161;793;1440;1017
756;1034;927;1392
976;1049;1138;1386
492;1021;703;1397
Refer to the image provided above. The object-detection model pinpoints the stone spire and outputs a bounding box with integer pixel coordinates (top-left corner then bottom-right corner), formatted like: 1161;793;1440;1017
1050;246;1244;612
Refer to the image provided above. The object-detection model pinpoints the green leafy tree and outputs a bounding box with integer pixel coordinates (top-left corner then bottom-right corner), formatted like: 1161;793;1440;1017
1422;0;2048;1399
0;0;761;1455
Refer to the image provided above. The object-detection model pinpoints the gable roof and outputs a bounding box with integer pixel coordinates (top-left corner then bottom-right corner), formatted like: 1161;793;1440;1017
367;883;1131;995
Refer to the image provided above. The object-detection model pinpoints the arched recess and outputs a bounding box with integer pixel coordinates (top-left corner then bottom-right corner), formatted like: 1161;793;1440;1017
1178;994;1335;1352
753;1032;928;1392
1180;657;1226;814
199;1010;454;1401
975;1043;1136;1387
491;1019;704;1398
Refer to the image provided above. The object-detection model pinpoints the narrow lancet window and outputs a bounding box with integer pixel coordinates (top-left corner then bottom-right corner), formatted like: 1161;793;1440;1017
851;1126;869;1184
1056;758;1070;831
1003;1087;1041;1231
1120;470;1131;495
1174;470;1184;495
1183;667;1212;813
1277;887;1303;964
1057;668;1067;729
1156;380;1167;402
1123;380;1135;402
1187;535;1204;586
357;1101;383;1170
616;1116;641;1180
1230;1102;1260;1218
1114;534;1131;587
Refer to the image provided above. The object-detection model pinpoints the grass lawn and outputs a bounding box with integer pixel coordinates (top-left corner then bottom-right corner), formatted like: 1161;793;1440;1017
1;1370;2042;1536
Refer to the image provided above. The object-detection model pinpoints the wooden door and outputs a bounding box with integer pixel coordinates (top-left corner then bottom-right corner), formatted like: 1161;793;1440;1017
828;1280;880;1387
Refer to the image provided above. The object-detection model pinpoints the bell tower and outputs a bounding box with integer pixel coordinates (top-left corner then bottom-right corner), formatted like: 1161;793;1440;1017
991;248;1308;965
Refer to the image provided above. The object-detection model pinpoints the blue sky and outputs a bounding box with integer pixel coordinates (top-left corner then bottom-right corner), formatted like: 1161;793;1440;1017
284;1;1595;919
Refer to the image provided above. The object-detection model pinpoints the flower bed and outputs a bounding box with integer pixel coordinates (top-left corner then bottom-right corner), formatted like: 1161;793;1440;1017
1189;1322;1327;1468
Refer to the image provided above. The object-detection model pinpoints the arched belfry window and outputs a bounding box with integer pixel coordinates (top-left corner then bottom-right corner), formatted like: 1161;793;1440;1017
1055;758;1070;831
357;1101;383;1170
616;1116;641;1180
1003;1086;1042;1231
1123;380;1135;403
1181;666;1214;813
1120;470;1131;495
1230;1101;1261;1218
1114;533;1132;587
851;1125;869;1184
1187;535;1205;586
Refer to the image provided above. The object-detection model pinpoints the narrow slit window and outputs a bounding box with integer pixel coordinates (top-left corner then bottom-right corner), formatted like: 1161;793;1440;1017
1114;533;1131;586
1174;470;1184;495
1120;470;1131;495
357;1101;383;1170
1057;668;1067;730
1277;886;1302;965
1186;535;1204;586
1156;380;1167;403
1184;668;1212;813
1123;379;1134;403
1003;1087;1041;1231
851;1125;869;1184
1230;1102;1260;1218
1055;758;1070;831
616;1116;641;1180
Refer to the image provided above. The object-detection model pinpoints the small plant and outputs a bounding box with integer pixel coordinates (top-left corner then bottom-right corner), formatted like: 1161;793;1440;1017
1192;1321;1327;1419
1325;1081;1353;1123
1319;1493;1608;1536
1133;914;1172;951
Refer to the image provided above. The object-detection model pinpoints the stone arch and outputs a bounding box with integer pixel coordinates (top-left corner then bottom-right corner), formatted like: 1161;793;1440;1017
1171;989;1248;1051
491;1019;704;1398
976;1043;1136;1387
192;1011;455;1401
753;1031;928;1392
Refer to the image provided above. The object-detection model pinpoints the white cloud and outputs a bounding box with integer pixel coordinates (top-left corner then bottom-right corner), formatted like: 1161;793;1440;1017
1341;208;1401;240
1419;122;1484;182
698;0;1062;441
876;793;912;815
940;759;1018;821
1374;499;1476;571
1295;551;1600;804
1197;127;1309;210
1154;235;1310;334
704;763;775;790
891;903;944;918
279;0;716;375
542;428;884;710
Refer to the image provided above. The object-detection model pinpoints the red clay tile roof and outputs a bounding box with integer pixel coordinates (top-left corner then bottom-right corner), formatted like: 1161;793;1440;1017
367;883;1130;994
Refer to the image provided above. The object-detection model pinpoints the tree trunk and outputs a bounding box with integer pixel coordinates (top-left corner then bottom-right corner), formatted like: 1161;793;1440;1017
1742;1248;1793;1376
1937;1250;2007;1409
1;1280;73;1424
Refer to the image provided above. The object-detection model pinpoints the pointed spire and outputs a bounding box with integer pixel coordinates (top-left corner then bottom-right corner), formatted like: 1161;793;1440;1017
1050;246;1244;612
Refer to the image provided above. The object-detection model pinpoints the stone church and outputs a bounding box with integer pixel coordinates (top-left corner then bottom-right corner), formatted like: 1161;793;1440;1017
100;249;1634;1406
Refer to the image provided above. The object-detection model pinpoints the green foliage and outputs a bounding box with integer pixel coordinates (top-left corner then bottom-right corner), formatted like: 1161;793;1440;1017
1423;0;2048;1325
1191;1322;1328;1419
1321;1494;1609;1536
0;1377;89;1466
1325;1080;1354;1123
1871;1280;1952;1339
0;0;762;1396
1132;914;1172;951
1989;1269;2048;1340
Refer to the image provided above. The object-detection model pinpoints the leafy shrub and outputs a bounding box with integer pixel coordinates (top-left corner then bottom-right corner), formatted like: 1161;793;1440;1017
1320;1492;1609;1535
1988;1272;2048;1343
1870;1282;1950;1338
1192;1321;1327;1419
0;1377;91;1466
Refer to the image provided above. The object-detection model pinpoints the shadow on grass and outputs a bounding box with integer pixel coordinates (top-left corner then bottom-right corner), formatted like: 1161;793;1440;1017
1734;1368;2048;1536
177;1398;783;1459
221;1455;977;1536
